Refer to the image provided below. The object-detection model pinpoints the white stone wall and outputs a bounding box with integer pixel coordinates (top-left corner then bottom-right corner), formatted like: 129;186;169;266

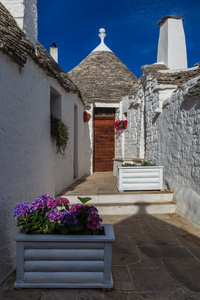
0;53;85;283
159;77;200;225
114;105;122;159
116;86;145;161
127;67;200;227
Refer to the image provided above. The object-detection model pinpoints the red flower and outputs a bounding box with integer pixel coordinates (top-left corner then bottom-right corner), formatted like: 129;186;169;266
114;120;127;130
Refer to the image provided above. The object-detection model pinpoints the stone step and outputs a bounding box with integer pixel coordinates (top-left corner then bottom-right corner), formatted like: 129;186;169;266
61;192;176;215
92;202;176;215
62;192;173;204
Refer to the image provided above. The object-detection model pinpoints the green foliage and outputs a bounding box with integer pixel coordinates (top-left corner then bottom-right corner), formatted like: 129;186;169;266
50;114;69;155
121;161;156;167
14;195;103;235
122;163;136;167
78;196;92;205
141;160;156;166
17;209;54;234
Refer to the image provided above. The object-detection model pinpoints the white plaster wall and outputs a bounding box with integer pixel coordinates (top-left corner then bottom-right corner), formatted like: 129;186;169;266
157;18;187;69
51;91;85;195
84;104;94;174
0;53;85;283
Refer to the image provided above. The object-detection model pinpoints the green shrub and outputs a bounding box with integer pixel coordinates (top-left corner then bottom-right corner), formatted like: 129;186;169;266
50;114;69;155
141;160;156;166
122;163;136;167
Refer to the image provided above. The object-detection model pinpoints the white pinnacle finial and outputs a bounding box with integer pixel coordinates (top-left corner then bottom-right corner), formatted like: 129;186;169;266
92;28;112;53
99;28;106;43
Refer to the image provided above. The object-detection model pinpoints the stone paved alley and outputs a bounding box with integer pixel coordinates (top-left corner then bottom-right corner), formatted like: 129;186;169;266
1;213;200;299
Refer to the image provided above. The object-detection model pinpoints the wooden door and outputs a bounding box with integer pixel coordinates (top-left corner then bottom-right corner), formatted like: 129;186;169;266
94;108;115;172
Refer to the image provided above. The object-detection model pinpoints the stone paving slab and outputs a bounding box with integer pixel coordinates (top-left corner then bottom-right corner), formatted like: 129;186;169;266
1;214;200;299
59;172;173;196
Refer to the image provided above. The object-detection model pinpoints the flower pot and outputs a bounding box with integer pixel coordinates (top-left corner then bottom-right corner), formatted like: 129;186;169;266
14;224;115;289
118;166;164;191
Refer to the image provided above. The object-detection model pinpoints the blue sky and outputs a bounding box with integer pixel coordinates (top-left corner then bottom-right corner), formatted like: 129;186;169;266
38;0;200;78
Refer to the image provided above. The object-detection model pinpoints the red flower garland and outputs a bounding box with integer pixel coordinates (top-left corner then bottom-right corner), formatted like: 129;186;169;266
114;120;127;130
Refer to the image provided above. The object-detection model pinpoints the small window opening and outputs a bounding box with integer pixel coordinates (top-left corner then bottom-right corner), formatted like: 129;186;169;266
50;86;61;118
94;108;115;118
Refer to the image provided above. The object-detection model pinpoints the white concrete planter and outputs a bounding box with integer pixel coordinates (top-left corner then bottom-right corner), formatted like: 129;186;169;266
118;166;164;191
14;224;115;289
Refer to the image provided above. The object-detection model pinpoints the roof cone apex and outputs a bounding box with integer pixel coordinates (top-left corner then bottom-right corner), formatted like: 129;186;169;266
92;28;113;53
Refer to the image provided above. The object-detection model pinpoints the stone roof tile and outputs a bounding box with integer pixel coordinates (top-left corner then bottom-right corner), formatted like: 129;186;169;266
0;2;81;98
184;79;200;101
68;51;138;104
142;64;200;88
0;2;34;66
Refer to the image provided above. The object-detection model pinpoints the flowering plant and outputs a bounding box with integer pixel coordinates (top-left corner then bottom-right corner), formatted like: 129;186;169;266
13;195;103;235
114;120;127;130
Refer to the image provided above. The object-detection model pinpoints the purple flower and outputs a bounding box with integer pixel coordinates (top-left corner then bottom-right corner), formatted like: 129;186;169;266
47;198;58;209
61;211;78;225
38;194;52;203
29;194;57;212
86;210;102;231
29;198;46;212
13;202;30;219
57;197;70;206
46;209;62;222
88;206;98;212
70;204;86;215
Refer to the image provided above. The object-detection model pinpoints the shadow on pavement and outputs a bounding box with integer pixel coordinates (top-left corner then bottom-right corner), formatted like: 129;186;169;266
1;206;200;299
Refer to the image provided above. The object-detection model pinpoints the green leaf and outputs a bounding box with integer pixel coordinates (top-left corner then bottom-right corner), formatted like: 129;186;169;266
17;216;25;222
43;224;49;234
60;226;70;235
77;197;92;205
68;223;85;232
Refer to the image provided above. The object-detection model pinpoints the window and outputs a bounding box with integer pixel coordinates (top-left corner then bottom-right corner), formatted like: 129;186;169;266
50;86;61;118
94;108;115;118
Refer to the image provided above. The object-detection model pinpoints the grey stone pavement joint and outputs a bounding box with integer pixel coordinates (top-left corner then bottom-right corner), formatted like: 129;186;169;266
1;213;200;299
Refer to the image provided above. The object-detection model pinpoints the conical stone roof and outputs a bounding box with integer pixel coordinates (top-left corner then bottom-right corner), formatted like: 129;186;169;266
68;29;138;105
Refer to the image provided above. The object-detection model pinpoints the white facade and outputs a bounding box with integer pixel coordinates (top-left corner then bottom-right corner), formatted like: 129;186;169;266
0;52;86;283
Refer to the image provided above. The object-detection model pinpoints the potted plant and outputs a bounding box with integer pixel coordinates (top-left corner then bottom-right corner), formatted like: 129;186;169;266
118;161;164;191
13;195;115;289
114;120;127;130
50;114;69;155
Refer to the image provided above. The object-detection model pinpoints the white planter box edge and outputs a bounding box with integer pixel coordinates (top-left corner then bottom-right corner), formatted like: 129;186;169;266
118;166;164;191
14;224;115;289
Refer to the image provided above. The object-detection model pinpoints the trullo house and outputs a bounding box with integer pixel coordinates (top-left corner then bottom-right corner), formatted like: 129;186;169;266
0;0;200;286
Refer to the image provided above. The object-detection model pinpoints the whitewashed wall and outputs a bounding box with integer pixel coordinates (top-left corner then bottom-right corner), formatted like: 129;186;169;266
0;53;85;283
84;104;94;174
125;67;200;227
159;77;200;225
114;86;145;175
